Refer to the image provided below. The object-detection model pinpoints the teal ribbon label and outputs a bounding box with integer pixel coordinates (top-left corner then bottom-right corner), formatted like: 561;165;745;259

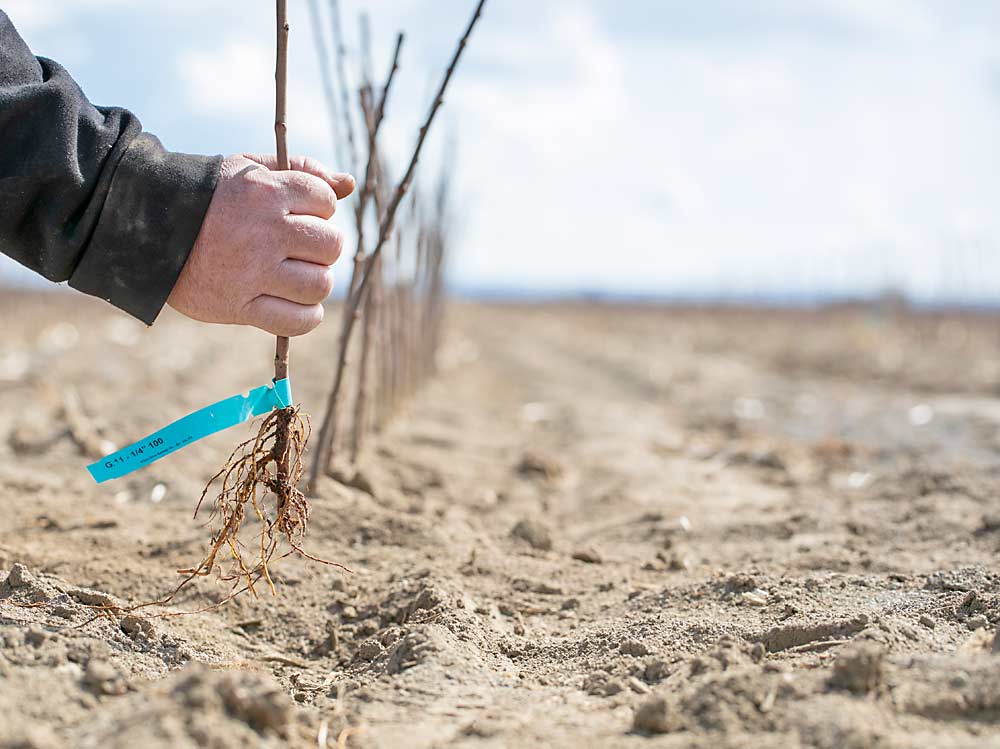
87;378;293;484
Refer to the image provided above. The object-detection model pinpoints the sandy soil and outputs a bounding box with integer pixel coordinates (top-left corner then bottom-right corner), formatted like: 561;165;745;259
1;292;1000;748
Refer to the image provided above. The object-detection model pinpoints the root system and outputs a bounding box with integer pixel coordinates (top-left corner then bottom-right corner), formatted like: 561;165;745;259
177;406;347;601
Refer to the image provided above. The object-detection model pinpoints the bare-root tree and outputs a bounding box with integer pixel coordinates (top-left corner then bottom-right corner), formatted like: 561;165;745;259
172;0;343;604
15;0;478;626
307;0;486;491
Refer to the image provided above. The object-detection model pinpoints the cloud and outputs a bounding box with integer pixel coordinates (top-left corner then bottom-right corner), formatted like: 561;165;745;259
170;8;337;158
177;41;273;117
440;0;1000;300
4;0;134;32
5;0;1000;301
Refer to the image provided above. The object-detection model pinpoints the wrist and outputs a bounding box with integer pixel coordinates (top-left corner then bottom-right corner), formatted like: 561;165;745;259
69;134;222;325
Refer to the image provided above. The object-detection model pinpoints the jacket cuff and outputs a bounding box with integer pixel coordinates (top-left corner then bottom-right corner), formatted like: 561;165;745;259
69;134;221;325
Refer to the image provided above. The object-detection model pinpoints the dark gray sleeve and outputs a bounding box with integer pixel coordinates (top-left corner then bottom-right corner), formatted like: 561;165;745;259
0;9;221;324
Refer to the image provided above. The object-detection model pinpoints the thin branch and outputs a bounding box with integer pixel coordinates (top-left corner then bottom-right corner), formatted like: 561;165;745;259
274;0;291;383
349;255;379;463
350;0;485;306
359;12;374;101
345;40;401;462
306;0;344;168
375;32;404;131
329;0;358;172
310;0;487;487
358;32;404;245
309;32;406;487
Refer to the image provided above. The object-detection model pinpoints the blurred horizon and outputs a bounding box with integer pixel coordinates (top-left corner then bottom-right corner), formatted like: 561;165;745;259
6;274;1000;311
3;0;1000;305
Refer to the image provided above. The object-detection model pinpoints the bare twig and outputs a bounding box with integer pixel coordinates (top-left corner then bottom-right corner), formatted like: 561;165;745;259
349;254;378;463
306;0;344;167
359;1;484;289
274;1;290;179
310;31;407;487
376;259;397;430
61;387;108;460
309;0;486;487
344;35;403;460
353;32;404;293
359;13;373;102
329;0;359;172
273;0;294;492
374;32;404;131
260;652;309;668
274;0;291;383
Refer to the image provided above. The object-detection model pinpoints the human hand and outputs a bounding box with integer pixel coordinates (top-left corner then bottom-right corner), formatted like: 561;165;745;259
167;153;355;336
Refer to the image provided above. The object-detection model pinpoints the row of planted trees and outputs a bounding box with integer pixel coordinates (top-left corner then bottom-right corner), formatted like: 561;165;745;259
304;0;484;490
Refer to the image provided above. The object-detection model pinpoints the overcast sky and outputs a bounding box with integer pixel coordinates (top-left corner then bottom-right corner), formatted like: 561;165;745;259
4;0;1000;302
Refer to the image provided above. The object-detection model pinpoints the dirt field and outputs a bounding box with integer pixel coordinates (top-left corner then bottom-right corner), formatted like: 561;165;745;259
2;291;1000;748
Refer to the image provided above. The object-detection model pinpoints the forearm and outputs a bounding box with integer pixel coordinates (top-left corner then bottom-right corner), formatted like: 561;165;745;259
0;10;220;323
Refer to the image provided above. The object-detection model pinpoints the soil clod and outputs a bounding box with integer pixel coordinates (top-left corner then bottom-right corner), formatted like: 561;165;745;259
510;518;553;551
632;696;673;735
829;643;884;694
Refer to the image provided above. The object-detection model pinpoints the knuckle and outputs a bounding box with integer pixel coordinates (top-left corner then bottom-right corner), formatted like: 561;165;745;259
281;171;308;194
310;304;325;328
299;224;341;265
276;315;299;337
291;170;313;187
294;173;336;215
319;267;336;298
293;305;323;335
273;170;305;198
327;228;344;263
316;183;337;215
302;155;323;174
241;299;269;331
249;172;282;201
309;279;332;303
300;275;326;305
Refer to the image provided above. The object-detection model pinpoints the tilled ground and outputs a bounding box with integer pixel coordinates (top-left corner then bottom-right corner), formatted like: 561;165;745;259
1;293;1000;748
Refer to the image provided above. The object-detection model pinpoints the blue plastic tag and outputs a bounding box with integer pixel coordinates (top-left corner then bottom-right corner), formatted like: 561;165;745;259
87;378;292;483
